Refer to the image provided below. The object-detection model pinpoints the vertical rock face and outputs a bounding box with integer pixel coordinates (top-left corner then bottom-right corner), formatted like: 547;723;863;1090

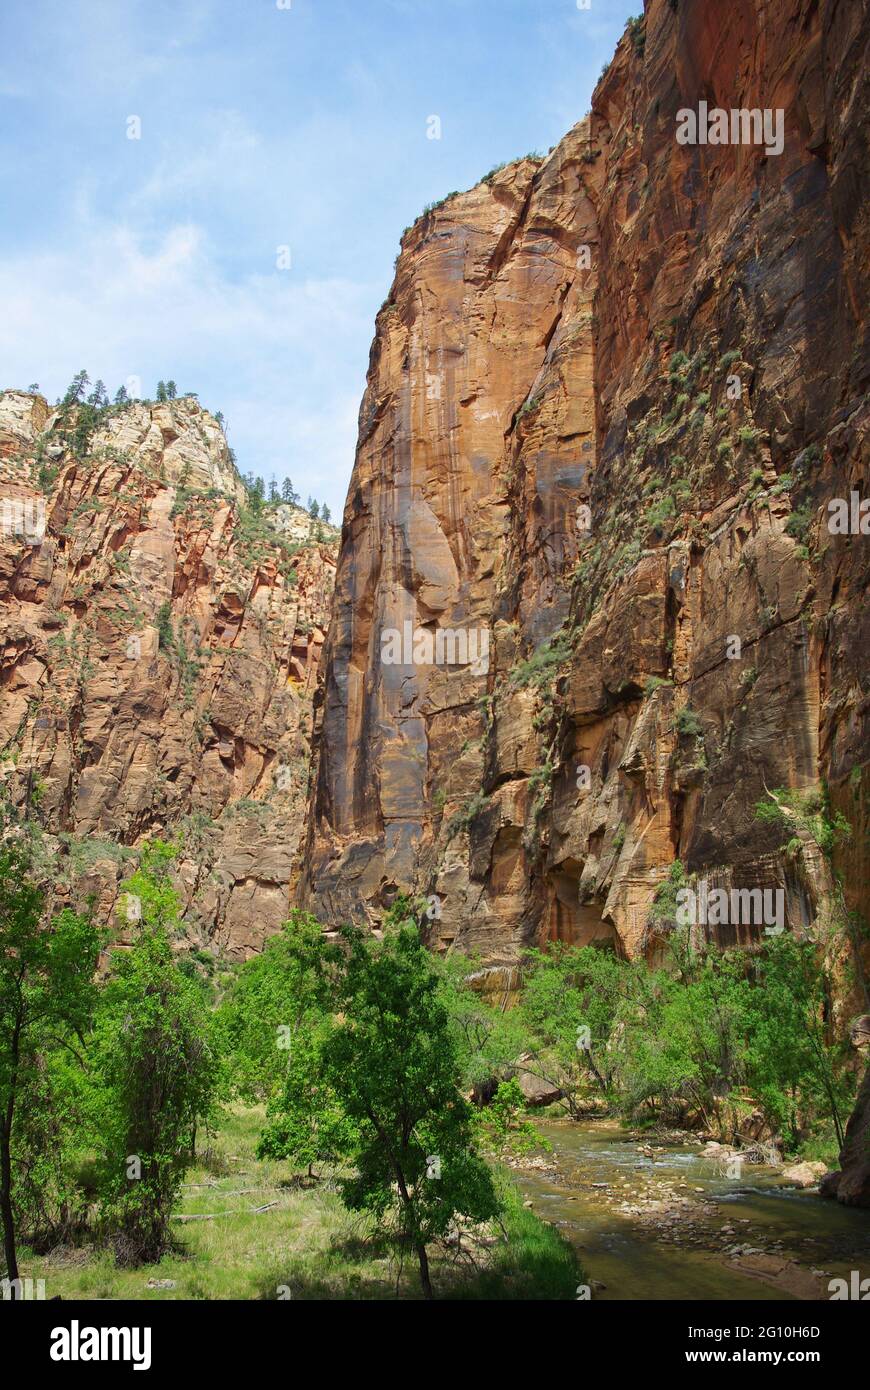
300;0;869;996
0;390;338;955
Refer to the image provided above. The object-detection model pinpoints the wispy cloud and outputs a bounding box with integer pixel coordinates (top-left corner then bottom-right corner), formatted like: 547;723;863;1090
0;215;377;514
0;0;636;514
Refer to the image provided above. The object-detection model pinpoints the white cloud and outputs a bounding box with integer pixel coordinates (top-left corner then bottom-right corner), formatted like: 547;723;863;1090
127;108;263;212
0;215;377;516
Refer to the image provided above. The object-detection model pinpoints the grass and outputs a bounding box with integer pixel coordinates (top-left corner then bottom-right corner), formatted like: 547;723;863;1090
18;1106;583;1301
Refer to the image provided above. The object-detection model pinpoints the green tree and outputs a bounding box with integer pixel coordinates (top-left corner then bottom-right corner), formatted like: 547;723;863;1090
743;936;851;1151
7;1044;93;1259
165;380;177;400
617;948;751;1132
257;1020;356;1178
433;947;528;1095
61;370;89;408
321;504;331;524
0;845;99;1294
156;601;173;652
321;918;500;1298
519;943;632;1111
92;842;218;1266
474;1078;550;1159
155;381;168;402
114;385;130;406
214;911;333;1104
87;380;108;410
281;477;298;505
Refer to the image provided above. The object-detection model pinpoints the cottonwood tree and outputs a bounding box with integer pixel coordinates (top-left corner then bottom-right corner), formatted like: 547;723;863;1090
519;943;631;1112
215;910;334;1105
92;841;218;1266
257;1021;356;1179
0;845;99;1294
255;908;500;1296
321;917;500;1298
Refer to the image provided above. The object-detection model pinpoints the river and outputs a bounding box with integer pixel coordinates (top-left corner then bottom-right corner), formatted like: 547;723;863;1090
513;1118;870;1300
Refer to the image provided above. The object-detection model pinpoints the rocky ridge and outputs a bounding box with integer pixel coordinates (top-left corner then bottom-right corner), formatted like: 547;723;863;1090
0;388;338;954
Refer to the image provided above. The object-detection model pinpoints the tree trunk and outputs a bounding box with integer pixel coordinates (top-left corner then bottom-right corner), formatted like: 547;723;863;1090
416;1241;433;1300
0;1117;19;1295
391;1153;433;1300
1;1019;21;1295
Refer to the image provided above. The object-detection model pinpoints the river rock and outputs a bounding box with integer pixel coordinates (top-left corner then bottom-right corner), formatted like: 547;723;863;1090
515;1069;563;1108
727;1254;824;1301
780;1162;827;1188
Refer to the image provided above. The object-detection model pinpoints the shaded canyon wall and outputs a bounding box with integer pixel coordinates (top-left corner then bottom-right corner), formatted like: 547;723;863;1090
300;0;869;1002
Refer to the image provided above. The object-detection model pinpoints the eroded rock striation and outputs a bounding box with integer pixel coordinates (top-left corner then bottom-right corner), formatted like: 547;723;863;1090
0;389;337;954
300;0;869;1016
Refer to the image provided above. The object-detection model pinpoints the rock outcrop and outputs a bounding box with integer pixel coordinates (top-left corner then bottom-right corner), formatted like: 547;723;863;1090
299;0;869;1005
0;388;337;955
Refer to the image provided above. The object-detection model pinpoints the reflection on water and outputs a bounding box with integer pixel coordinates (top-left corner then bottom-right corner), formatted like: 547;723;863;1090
513;1119;870;1301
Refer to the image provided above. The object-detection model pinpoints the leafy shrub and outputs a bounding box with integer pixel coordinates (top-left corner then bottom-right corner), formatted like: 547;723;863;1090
673;706;703;738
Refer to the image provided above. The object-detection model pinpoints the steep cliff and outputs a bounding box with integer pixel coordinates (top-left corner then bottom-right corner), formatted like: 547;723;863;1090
0;388;337;954
300;0;869;1010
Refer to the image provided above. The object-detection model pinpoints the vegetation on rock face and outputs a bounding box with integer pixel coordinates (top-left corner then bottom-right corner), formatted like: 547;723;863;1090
755;785;851;862
509;631;572;690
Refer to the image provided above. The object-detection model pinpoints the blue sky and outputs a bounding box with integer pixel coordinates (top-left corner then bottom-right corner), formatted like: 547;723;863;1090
0;0;637;516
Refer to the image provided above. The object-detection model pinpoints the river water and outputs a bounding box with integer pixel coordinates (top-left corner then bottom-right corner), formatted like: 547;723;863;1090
513;1118;870;1300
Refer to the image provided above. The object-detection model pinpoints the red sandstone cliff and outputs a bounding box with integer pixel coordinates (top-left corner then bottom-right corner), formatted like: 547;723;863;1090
300;0;869;1009
0;389;337;954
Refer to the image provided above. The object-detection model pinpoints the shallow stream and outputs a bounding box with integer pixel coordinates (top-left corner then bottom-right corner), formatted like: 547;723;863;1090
513;1119;870;1300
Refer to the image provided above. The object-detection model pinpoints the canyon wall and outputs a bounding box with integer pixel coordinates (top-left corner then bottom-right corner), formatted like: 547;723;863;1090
0;389;337;955
300;0;869;1000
